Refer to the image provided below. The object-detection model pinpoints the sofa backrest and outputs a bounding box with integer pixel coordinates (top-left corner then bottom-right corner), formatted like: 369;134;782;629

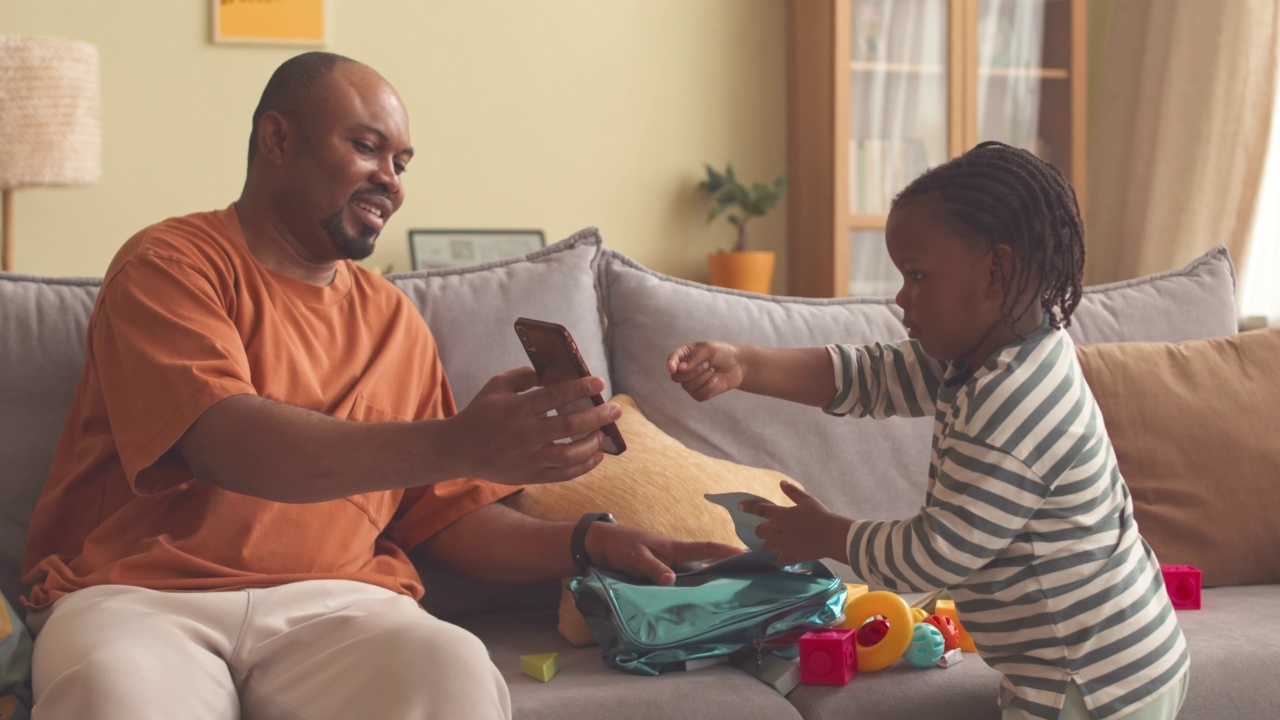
0;275;100;609
0;232;1237;613
599;244;1239;531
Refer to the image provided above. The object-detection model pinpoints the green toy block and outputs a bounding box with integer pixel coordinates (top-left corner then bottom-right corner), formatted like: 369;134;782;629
520;653;560;683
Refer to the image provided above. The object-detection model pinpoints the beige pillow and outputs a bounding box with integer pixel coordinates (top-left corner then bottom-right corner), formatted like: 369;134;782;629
1075;327;1280;588
506;394;797;645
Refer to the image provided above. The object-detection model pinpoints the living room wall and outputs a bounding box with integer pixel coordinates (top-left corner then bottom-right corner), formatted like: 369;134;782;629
1;0;787;286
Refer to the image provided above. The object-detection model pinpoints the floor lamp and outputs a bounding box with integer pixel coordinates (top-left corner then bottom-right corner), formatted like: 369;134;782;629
0;35;102;272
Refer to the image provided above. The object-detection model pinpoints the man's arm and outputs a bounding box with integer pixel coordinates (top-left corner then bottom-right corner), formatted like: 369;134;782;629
416;502;742;586
176;367;622;503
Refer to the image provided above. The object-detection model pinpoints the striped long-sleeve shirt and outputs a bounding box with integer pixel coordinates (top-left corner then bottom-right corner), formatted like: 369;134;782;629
826;321;1189;720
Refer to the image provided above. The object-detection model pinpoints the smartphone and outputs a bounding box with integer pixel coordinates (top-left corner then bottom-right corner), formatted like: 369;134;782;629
514;317;626;455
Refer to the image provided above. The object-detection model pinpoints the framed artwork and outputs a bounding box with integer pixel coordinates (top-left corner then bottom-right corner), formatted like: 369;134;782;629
212;0;328;46
409;229;546;270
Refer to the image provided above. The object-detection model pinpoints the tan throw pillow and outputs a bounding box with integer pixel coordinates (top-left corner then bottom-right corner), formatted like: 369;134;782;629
506;394;797;645
1075;327;1280;588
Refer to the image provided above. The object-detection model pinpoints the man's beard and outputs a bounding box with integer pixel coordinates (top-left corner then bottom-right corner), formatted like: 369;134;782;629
320;208;378;260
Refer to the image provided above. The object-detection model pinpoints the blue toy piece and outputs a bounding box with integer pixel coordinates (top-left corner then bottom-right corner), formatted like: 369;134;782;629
904;622;946;668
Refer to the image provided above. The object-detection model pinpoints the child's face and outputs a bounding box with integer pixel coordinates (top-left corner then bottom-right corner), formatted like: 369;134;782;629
885;203;1008;366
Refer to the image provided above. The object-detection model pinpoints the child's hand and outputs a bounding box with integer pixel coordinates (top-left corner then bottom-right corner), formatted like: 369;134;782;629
739;480;853;566
666;341;745;401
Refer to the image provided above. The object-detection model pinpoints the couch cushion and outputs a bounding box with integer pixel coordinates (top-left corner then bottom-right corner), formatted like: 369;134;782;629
599;250;928;549
0;274;99;611
389;228;612;618
1068;245;1237;344
506;394;797;646
1076;327;1280;587
1168;585;1280;720
387;227;611;409
598;245;1241;587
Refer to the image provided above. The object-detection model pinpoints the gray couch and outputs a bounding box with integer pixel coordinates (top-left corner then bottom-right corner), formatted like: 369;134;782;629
2;228;1277;719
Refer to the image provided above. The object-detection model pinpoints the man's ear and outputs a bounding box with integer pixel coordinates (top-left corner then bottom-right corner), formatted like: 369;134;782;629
255;111;290;165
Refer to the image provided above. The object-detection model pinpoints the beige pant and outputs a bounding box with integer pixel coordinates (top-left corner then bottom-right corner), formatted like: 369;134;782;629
28;580;511;720
1002;672;1189;720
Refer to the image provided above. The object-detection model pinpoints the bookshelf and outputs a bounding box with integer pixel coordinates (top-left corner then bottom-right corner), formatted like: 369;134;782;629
786;0;1088;298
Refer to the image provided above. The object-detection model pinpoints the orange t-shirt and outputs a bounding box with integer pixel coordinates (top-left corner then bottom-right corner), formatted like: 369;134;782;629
21;205;517;609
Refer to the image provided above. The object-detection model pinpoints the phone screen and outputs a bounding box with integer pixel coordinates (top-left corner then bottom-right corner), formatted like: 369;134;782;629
514;318;626;455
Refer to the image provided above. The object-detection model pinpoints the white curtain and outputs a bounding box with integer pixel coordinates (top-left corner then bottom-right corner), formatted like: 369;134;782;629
1240;65;1280;324
1086;0;1280;285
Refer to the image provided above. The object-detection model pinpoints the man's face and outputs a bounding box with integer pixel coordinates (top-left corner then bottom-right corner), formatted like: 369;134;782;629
284;63;414;261
885;202;1004;365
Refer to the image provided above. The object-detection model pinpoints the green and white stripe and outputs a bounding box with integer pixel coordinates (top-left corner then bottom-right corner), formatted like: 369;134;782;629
826;323;1189;720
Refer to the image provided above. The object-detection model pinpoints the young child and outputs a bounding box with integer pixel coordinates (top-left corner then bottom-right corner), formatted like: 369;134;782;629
667;142;1189;720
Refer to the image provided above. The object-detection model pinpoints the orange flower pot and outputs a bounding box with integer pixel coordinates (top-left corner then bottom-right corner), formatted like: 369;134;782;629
707;251;776;294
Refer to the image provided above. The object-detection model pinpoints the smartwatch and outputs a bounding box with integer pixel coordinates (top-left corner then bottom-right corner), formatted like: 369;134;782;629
570;512;616;572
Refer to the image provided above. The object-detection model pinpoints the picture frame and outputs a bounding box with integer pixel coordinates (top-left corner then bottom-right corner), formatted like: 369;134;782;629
408;229;546;270
212;0;328;46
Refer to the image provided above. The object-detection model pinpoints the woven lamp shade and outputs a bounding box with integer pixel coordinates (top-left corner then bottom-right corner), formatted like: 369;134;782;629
0;35;102;189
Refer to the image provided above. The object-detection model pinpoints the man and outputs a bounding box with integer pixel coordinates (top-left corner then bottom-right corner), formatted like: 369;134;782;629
20;52;737;720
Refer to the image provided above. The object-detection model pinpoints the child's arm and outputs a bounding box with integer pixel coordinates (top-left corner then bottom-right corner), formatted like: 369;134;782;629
667;341;835;407
825;341;945;419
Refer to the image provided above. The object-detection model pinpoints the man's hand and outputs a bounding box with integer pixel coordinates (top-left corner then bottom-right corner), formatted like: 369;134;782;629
738;481;853;566
444;366;622;486
584;522;744;585
666;340;746;402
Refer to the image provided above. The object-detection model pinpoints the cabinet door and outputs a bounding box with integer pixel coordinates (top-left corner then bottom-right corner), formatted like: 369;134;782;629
787;0;1084;298
972;0;1087;213
847;0;955;296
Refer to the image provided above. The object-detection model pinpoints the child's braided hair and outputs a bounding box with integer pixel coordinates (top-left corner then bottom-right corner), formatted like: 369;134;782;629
891;140;1085;330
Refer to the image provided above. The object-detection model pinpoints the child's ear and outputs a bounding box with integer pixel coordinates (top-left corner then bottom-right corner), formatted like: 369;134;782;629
986;244;1016;299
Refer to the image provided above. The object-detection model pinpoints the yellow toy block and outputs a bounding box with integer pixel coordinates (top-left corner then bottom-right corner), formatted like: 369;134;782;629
933;599;977;653
835;584;870;629
520;652;560;683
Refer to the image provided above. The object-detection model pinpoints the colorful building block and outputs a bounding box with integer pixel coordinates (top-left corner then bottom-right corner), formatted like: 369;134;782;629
799;628;858;685
1161;565;1202;610
520;652;560;683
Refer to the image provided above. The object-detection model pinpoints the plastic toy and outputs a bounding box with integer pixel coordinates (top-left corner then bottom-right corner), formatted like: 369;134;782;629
856;617;889;647
835;583;870;629
520;653;560;682
1161;565;1202;610
911;607;929;623
938;648;963;668
932;598;977;653
844;590;913;671
903;622;946;668
799;629;858;685
924;614;960;651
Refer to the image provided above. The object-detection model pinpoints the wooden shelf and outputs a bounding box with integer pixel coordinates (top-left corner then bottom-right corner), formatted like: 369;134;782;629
850;61;1069;80
788;0;1087;298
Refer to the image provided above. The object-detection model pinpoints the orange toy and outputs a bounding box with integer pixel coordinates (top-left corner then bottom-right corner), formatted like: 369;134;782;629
933;599;977;653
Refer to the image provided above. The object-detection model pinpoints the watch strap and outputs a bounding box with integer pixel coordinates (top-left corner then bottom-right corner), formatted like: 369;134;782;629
570;512;616;572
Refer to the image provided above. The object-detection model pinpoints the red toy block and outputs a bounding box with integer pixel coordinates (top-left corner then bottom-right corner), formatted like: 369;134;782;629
799;629;858;685
1161;565;1201;610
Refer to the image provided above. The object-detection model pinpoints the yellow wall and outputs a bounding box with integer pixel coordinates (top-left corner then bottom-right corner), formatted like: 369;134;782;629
2;0;788;286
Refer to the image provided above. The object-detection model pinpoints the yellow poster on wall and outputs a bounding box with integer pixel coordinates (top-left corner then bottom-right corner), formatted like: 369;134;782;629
212;0;327;46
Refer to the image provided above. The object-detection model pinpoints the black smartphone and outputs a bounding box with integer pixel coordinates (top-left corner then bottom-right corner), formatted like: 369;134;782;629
514;317;626;455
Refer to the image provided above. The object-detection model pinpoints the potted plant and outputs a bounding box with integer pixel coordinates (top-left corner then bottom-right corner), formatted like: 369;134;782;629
700;162;788;293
